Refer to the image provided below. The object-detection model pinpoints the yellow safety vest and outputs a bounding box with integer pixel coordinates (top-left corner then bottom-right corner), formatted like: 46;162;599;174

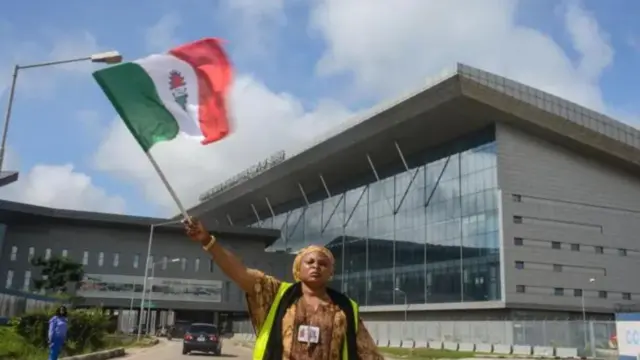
253;282;359;360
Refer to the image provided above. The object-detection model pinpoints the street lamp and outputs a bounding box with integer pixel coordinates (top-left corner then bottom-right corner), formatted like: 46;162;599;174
127;278;137;331
581;278;596;351
144;258;180;336
0;50;123;173
394;288;408;331
137;219;183;340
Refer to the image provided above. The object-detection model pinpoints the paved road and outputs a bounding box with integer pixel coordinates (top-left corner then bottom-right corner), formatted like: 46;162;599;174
123;338;253;360
120;340;531;360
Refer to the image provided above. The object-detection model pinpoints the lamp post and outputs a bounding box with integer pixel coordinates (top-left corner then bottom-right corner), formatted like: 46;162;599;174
145;258;180;335
127;279;137;332
0;51;123;173
582;278;596;351
137;219;182;340
394;287;408;336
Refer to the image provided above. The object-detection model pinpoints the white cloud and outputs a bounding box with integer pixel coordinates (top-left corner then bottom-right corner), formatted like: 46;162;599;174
90;0;629;217
563;1;613;82
90;13;352;215
0;25;106;99
0;24;126;213
144;13;182;53
310;0;613;112
0;162;126;213
92;75;352;214
226;0;285;17
216;0;286;56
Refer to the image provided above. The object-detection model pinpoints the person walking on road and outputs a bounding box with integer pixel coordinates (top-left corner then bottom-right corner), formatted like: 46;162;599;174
184;218;383;360
48;305;69;360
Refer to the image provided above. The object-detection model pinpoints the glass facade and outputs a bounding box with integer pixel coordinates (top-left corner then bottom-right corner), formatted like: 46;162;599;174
253;129;501;306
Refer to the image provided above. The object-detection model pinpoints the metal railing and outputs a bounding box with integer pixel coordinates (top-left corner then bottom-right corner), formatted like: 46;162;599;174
0;287;62;319
231;319;616;357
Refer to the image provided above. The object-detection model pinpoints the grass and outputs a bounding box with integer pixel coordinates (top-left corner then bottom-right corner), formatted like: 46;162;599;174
378;347;476;359
104;334;137;348
0;328;158;360
0;327;47;360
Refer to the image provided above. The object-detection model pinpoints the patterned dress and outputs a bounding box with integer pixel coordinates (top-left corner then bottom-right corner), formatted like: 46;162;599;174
246;269;384;360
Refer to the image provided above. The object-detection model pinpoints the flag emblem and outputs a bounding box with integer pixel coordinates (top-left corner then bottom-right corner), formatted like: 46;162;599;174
169;70;188;111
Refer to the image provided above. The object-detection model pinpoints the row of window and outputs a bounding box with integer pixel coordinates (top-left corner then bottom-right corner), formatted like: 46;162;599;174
514;261;604;276
10;246;61;262
6;268;244;303
6;268;238;299
511;194;637;257
513;236;633;257
8;246;216;273
515;285;632;300
512;215;602;232
4;269;41;292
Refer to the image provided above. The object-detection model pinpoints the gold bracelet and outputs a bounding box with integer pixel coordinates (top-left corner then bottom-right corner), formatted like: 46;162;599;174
202;235;217;251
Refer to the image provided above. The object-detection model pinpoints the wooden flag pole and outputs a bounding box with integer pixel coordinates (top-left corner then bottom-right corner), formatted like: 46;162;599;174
144;151;190;221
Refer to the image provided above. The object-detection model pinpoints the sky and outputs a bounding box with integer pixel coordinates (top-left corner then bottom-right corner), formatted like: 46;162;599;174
0;0;638;218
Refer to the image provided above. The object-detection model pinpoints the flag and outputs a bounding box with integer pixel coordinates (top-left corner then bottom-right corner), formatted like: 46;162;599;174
93;38;233;152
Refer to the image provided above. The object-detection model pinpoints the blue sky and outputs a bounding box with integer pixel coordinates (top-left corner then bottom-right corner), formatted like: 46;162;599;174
0;0;638;217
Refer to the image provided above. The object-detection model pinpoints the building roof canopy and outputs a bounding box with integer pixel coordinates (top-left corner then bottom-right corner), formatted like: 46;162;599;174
186;64;640;227
0;199;280;247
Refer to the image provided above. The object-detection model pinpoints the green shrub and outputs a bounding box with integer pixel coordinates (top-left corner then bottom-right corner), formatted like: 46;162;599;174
12;307;111;356
0;326;46;360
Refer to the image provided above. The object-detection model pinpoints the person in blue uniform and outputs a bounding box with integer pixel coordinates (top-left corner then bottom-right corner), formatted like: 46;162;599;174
48;305;68;360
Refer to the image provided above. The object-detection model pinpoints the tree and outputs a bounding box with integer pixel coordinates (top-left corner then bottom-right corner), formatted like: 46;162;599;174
30;256;84;294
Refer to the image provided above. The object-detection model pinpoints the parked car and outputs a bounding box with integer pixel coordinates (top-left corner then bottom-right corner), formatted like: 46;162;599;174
182;323;222;356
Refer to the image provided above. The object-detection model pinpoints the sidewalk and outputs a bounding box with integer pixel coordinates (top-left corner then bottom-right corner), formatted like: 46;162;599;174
232;338;402;360
122;338;169;358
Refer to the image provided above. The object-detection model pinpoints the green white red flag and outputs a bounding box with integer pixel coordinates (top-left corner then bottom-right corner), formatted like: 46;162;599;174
93;37;233;152
92;38;233;219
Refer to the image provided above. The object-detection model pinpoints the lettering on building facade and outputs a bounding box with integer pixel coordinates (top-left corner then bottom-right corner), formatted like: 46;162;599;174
199;150;286;202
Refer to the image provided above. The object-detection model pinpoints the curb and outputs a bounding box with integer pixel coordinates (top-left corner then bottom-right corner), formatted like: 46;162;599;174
60;347;125;360
145;338;160;346
58;337;160;360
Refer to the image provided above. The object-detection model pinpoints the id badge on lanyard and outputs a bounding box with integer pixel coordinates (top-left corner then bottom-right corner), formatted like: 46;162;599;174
297;325;320;344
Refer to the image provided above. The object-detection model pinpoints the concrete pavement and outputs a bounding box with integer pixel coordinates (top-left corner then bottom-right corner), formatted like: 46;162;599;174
122;338;253;360
123;338;485;360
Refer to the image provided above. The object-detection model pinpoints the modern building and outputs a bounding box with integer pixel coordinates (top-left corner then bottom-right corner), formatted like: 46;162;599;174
0;199;293;330
190;63;640;321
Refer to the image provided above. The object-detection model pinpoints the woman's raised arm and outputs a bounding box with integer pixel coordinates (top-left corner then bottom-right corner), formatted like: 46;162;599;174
184;218;256;293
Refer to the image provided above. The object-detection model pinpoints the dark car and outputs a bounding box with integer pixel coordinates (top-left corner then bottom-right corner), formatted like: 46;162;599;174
182;323;222;356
